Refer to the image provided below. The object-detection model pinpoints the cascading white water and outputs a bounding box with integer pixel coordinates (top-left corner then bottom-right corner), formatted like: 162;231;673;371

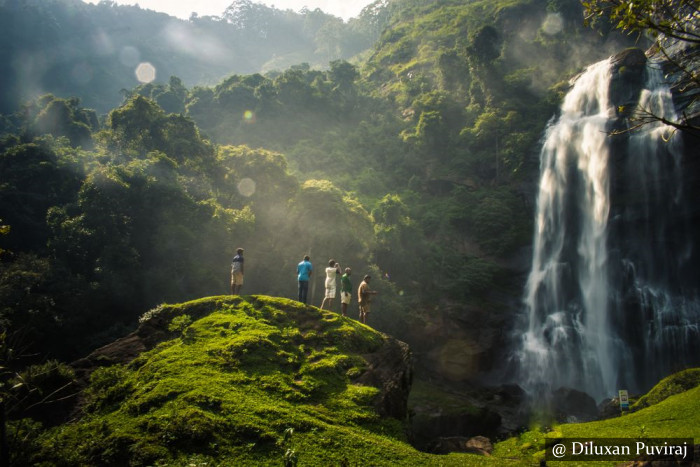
517;57;700;401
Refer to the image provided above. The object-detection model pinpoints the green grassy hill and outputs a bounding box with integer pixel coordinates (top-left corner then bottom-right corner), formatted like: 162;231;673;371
25;296;514;466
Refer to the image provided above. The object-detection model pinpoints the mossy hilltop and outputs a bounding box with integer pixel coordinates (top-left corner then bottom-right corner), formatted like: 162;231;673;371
24;296;503;466
16;296;700;466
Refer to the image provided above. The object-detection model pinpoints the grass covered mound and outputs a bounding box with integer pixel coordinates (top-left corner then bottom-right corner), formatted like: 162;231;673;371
493;369;700;465
632;368;700;410
29;296;511;466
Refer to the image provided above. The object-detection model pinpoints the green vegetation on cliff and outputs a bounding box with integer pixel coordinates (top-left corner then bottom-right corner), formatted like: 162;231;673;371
632;368;700;411
18;296;514;466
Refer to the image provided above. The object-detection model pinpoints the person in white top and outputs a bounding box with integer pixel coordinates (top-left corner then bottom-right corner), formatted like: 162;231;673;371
320;259;341;310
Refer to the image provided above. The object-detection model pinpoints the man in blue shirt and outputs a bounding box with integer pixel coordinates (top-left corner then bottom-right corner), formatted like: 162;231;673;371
297;255;313;304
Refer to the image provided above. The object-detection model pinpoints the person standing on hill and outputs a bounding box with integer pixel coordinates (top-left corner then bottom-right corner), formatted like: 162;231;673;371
358;275;378;325
320;259;341;310
340;267;352;317
230;248;245;295
297;255;313;304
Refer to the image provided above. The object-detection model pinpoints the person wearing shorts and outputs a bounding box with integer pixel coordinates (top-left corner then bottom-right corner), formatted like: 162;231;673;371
230;248;244;295
358;275;378;325
320;259;341;310
340;268;352;317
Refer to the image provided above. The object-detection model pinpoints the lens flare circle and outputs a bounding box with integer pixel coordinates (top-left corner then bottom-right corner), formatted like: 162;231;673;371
243;110;255;123
542;13;564;35
237;178;256;197
135;62;157;83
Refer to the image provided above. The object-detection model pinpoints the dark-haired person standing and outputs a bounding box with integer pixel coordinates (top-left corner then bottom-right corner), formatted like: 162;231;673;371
297;255;313;304
340;267;352;317
320;259;341;310
358;275;378;325
231;248;244;295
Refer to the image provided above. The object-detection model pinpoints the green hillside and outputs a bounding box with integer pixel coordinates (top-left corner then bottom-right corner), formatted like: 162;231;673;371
17;296;515;466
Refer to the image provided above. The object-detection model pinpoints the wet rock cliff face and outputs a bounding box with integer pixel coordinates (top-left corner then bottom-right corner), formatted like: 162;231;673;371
609;48;648;120
657;39;700;277
609;44;700;273
606;44;700;392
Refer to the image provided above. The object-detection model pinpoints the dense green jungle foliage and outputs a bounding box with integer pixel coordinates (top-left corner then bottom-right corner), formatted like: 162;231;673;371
0;0;386;113
0;0;640;436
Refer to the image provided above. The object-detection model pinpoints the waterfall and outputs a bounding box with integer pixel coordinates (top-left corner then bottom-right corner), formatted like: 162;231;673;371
517;57;700;402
